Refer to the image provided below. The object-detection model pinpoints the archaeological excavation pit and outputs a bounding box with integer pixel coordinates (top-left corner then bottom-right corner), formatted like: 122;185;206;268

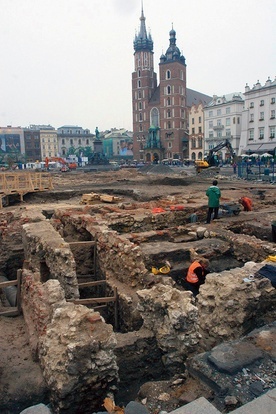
0;180;276;414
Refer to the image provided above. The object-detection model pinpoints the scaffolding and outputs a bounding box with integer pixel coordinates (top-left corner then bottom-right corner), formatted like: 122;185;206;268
0;171;53;208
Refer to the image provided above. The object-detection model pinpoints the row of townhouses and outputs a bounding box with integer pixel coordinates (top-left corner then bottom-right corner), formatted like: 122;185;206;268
0;125;134;165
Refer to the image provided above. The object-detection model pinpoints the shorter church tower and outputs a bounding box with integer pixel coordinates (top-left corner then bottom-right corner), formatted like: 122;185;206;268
158;27;187;160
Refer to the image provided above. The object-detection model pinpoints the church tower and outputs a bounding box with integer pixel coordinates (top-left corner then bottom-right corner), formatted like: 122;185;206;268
132;6;157;161
159;27;187;160
132;8;187;163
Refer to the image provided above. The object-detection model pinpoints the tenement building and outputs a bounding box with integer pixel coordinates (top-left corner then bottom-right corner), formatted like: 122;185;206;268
239;77;276;155
132;7;211;163
204;94;244;162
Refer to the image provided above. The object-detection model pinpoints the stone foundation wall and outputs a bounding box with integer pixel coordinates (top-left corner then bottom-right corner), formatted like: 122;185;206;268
197;262;276;349
22;221;79;299
21;275;119;413
137;283;200;373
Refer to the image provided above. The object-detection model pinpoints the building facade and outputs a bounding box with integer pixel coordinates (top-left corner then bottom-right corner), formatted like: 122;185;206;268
102;129;133;160
39;127;58;160
239;77;276;155
0;126;25;164
57;125;95;158
204;94;244;162
189;102;205;161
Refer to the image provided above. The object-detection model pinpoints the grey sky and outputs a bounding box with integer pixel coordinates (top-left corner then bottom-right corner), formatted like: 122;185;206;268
0;0;275;131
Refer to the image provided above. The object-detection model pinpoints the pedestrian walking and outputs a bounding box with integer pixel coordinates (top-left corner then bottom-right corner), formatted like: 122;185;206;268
206;180;221;223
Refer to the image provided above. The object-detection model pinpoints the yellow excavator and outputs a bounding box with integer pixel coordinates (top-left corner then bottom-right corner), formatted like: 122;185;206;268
195;139;236;173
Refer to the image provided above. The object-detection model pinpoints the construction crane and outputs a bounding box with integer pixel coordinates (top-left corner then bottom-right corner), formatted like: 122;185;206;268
45;157;77;172
195;139;236;173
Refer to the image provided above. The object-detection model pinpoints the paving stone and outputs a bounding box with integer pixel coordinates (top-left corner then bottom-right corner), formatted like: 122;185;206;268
125;401;150;414
169;397;221;413
208;342;264;374
20;404;52;414
230;388;276;413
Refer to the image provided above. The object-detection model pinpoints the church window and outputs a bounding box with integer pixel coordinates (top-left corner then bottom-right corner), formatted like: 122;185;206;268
151;108;159;128
167;97;171;106
144;53;148;66
167;85;171;95
168;121;171;129
168;142;172;148
166;70;171;80
139;124;143;132
167;110;171;118
139;113;143;121
138;70;141;77
138;91;142;99
139;102;142;110
138;80;141;88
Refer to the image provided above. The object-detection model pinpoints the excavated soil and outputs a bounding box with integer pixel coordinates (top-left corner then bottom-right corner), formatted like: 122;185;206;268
0;166;275;413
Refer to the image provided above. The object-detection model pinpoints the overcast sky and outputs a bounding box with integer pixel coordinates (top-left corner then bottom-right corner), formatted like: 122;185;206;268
0;0;275;132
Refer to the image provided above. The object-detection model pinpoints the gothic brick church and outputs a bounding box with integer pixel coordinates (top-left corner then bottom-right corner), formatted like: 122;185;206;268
132;7;211;163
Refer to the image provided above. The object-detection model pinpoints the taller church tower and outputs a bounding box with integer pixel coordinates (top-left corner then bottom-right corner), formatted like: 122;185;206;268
132;6;157;161
132;7;187;163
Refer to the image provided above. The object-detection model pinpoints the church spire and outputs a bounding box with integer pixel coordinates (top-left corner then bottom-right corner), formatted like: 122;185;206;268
133;4;153;52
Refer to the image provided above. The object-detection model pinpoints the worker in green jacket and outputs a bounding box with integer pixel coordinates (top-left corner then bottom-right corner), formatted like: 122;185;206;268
206;180;221;223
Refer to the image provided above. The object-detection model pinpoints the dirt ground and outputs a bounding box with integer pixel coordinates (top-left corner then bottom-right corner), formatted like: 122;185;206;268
0;166;275;413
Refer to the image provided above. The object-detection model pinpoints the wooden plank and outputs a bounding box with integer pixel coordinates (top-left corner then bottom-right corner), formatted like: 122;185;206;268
78;280;106;287
16;269;22;314
68;241;96;247
0;279;18;288
67;296;116;305
0;308;19;317
114;287;118;331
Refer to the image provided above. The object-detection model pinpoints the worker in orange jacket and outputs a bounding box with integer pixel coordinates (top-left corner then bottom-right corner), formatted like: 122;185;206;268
185;257;210;296
239;197;252;211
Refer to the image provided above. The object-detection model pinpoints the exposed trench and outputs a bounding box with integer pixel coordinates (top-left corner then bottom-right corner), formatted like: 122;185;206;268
0;184;276;414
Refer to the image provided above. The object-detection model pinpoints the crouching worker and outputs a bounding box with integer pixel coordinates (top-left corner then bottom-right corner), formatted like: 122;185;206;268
239;196;252;211
185;257;210;296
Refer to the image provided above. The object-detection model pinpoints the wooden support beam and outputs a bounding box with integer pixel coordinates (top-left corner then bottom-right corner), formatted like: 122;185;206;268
78;280;106;288
16;269;22;314
67;296;116;305
114;287;118;331
0;308;19;317
0;279;18;288
68;241;96;247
